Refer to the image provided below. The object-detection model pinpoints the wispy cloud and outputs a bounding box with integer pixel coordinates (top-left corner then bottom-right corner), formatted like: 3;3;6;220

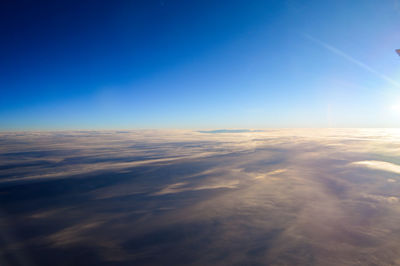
303;34;400;88
351;160;400;174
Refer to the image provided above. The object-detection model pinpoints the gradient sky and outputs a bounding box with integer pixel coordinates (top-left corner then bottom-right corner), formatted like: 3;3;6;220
1;0;400;130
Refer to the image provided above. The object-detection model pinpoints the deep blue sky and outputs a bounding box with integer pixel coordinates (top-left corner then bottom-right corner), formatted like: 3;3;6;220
1;0;400;130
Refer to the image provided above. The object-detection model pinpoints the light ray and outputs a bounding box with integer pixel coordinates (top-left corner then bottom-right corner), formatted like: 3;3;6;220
304;34;400;88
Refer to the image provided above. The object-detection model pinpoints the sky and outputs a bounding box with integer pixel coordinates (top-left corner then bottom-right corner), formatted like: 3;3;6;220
1;0;400;130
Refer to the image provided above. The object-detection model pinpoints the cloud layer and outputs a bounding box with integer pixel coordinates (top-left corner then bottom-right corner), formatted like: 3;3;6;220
1;129;400;265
